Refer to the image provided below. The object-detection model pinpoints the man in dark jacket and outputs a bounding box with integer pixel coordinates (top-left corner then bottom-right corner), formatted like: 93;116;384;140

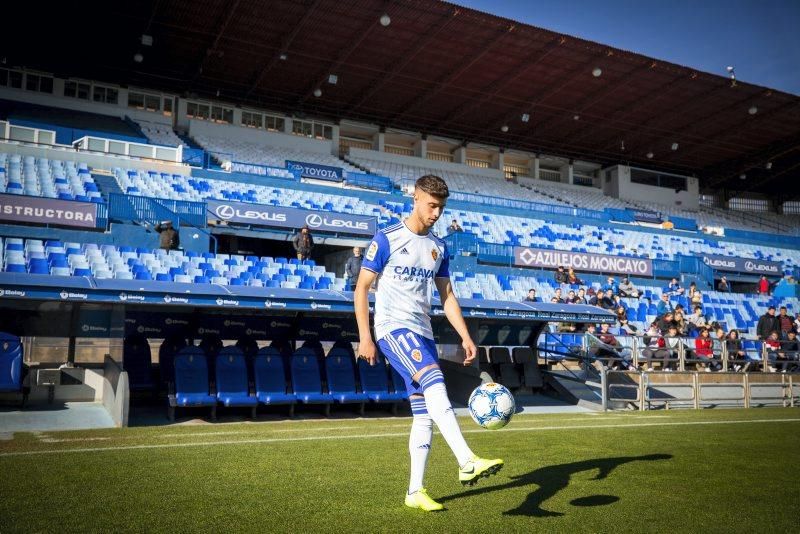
345;247;363;291
778;306;795;339
292;225;314;261
554;266;568;284
756;306;779;340
155;220;179;251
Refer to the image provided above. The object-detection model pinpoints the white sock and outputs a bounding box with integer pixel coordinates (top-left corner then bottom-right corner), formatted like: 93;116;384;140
408;401;432;494
422;375;474;467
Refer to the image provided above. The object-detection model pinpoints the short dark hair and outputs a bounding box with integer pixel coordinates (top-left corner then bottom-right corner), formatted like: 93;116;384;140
415;175;449;198
528;288;535;292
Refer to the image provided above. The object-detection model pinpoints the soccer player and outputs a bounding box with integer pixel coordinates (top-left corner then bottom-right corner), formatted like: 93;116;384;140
354;175;503;512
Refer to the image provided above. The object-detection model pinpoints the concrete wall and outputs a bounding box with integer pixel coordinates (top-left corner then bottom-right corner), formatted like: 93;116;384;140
606;165;699;210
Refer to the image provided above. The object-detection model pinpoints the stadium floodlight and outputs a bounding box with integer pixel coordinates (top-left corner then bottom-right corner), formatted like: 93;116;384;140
328;74;338;85
592;67;602;77
500;125;509;132
748;106;758;115
671;142;679;151
646;152;654;159
141;34;153;47
279;53;288;61
739;173;746;180
133;52;144;63
766;161;773;170
521;113;530;123
573;114;580;121
313;88;322;98
380;13;391;26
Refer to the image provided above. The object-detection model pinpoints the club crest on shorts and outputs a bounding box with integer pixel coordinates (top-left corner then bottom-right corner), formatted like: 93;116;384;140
431;248;438;261
411;349;423;362
366;241;378;261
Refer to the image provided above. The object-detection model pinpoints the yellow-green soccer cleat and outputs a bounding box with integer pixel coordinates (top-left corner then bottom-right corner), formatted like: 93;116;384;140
459;456;504;486
405;488;445;512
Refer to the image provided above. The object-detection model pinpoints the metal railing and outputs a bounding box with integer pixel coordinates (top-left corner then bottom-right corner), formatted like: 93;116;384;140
108;193;206;228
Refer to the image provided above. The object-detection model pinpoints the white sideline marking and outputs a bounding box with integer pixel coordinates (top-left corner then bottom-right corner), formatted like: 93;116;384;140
1;417;798;458
41;437;112;443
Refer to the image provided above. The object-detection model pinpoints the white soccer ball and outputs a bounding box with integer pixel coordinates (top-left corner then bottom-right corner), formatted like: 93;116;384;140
468;382;515;430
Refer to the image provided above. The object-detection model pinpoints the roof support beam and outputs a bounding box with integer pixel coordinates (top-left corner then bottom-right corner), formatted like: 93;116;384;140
432;35;567;132
343;6;462;115
244;0;323;98
388;23;516;124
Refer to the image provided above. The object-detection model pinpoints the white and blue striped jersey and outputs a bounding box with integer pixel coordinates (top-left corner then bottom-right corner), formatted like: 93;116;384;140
361;221;449;340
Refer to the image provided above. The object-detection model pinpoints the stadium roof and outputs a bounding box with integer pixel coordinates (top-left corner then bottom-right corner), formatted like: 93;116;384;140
5;0;800;196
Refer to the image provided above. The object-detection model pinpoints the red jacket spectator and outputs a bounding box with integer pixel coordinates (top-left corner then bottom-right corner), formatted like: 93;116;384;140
758;276;769;295
695;336;713;358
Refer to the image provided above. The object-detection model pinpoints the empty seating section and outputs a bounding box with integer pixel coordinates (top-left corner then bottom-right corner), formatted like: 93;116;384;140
134;120;184;147
0;152;102;201
1;237;346;289
192;134;361;175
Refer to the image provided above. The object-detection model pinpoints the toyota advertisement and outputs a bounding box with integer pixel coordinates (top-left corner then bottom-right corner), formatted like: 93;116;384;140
206;199;377;236
285;160;344;182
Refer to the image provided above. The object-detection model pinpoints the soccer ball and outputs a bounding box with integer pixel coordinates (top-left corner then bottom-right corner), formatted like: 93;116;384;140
468;382;515;430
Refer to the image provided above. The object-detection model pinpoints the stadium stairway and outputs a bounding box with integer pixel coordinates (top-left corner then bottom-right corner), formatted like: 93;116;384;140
91;171;123;202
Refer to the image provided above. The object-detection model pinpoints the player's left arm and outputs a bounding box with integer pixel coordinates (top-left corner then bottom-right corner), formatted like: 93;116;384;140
435;276;476;366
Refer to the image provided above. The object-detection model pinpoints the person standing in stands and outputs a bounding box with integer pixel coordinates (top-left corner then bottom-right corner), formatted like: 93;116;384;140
554;265;568;284
345;247;363;291
155;220;179;251
717;276;730;292
447;219;463;234
756;306;779;340
757;275;770;296
292;225;315;261
523;288;540;303
354;174;502;512
573;287;588;304
618;276;639;298
777;306;795;339
567;267;582;285
602;276;618;295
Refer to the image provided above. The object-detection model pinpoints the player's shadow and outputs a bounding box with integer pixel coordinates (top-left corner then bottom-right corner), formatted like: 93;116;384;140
440;453;672;517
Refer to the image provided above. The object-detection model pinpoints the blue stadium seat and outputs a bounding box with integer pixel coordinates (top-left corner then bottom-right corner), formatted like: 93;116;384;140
357;355;406;408
290;347;333;413
123;333;155;393
325;348;369;411
158;335;187;388
170;346;216;421
215;347;257;414
0;333;25;405
254;347;296;412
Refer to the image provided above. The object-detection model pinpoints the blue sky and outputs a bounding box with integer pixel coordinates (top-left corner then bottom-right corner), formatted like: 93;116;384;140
452;0;800;95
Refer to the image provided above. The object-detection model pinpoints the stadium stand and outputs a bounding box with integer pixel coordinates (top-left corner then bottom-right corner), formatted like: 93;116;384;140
0;152;103;201
134;119;184;147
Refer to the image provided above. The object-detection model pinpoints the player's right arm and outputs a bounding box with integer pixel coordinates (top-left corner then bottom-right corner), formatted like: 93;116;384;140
354;268;378;365
354;233;390;365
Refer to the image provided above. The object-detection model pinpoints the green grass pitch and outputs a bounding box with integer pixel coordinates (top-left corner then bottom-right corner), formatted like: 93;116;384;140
1;408;798;533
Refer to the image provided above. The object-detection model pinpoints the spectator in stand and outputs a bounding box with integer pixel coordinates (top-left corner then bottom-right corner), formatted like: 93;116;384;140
619;314;638;335
673;310;688;337
447;219;463;234
663;325;687;371
554;266;568;284
587;288;598;306
523;288;540;303
757;275;770;295
618;276;640;298
666;277;685;296
292;225;315;261
599;289;616;310
602;276;618;295
155;220;180;251
344;247;363;291
613;294;626;310
726;330;747;371
656;293;674;316
642;322;670;371
573;288;588;304
594;323;631;370
657;311;675;334
781;331;799;372
614;305;627;324
688;282;703;309
567;267;582;285
566;290;576;303
686;306;708;335
765;331;785;372
777;306;795;339
717;276;730;292
795;312;800;335
553;287;564;303
694;328;715;371
756;306;779;340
